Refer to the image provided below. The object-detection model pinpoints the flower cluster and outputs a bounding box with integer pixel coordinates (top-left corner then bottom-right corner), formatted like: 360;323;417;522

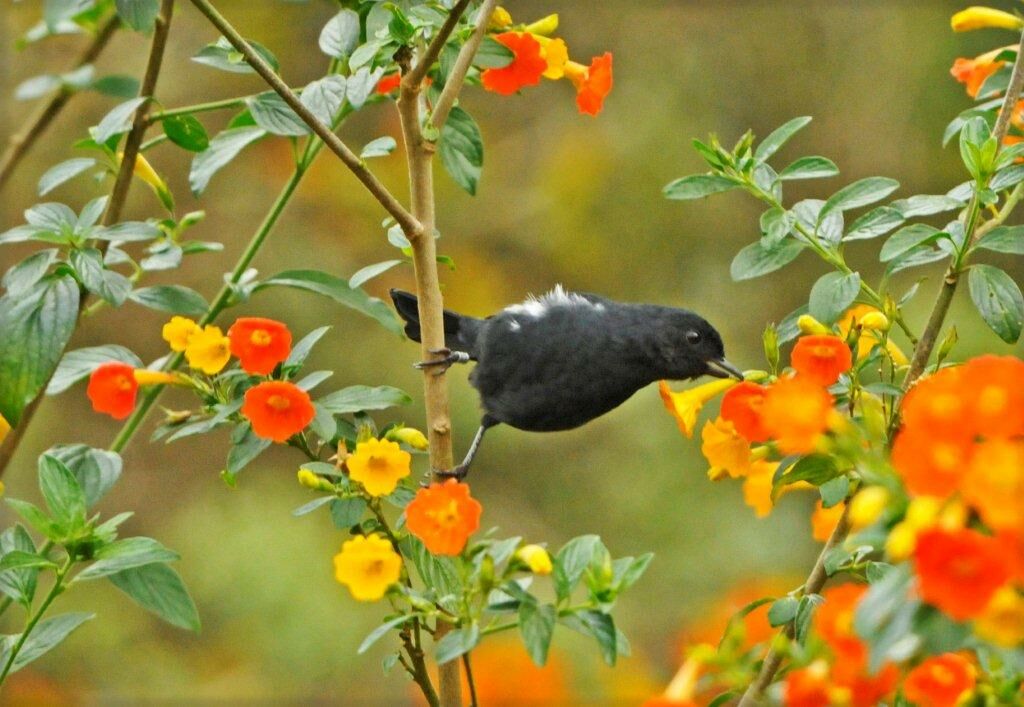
88;316;314;443
481;10;613;115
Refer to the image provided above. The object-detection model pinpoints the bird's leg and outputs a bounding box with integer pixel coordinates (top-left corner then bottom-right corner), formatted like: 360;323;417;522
413;347;471;377
425;424;489;485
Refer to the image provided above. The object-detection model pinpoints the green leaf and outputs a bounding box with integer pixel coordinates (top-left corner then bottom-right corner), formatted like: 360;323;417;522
189;126;266;195
115;0;159;32
0;551;57;572
77;537;179;580
820;177;900;220
0;276;79;424
400;536;460;597
299;76;347;126
162;115;209;152
973;225;1024;255
5;499;59;541
91;74;140;98
819;475;850;509
879;224;945;262
284;326;330;370
755;116;812;161
773;455;838;499
93;97;147;143
92;221;162;242
794;594;823;645
890;195;963;218
38;454;87;529
330;497;367;528
730;240;804;281
969;264;1024;343
808;271;860;324
778;156;838;181
316;385;411;415
884;246;947;276
663;174;737;200
192;37;279;74
435;624;479;664
25;202;76;233
358;615;414;654
255;269;402;335
0;525;39;606
360;137;397;160
439;106;483;195
226;424;272;473
15;74;61;101
346;67;385;111
8;612;93;673
3;250;59;297
553;535;601;602
38;158;96;196
319;9;361;58
107;563;200;631
767;596;798;627
69;248;131;306
46;345;142;395
474;36;514;68
129;285;209;316
990;164;1024;191
844;206;904;241
349;260;402;289
613;553;654;592
759;207;794;246
291;496;334;517
519;602;556;666
572;610;617;666
46;445;122;509
247;92;308;136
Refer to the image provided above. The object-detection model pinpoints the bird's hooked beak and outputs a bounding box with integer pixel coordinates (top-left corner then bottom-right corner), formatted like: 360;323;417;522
705;358;745;381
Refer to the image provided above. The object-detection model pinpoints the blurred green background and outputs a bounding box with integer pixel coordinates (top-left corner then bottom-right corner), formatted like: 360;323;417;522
1;1;1022;703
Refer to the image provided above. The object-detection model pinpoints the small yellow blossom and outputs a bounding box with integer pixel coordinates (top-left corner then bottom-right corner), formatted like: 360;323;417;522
797;314;831;335
848;486;890;531
523;13;558;36
886;520;917;561
859;311;890;331
346;438;411;497
297;468;327;490
333;534;402;601
539;37;568;79
184;325;231;375
162;316;200;352
488;6;512;29
701;416;752;479
886;497;966;561
838;305;907;366
0;414;9;446
132;370;182;386
974;587;1024;647
951;6;1024;32
659;378;738;438
515;544;553;575
386;426;429;451
741;461;777;518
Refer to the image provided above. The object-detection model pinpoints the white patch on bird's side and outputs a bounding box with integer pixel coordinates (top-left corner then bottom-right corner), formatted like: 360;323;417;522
506;284;604;318
508;320;521;332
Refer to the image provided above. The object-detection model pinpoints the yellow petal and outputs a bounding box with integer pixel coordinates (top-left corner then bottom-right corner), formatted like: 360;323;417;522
951;6;1024;31
0;414;9;446
541;37;568;80
659;378;737;438
523;13;559;36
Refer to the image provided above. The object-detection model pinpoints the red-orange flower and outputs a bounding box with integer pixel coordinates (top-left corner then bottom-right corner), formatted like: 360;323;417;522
914;528;1012;621
891;428;974;498
841;664;899;707
900;366;973;442
481;32;547;95
791;335;852;387
761;377;834;454
816;583;868;665
405;479;482;555
720;382;770;442
902;653;976;707
961;355;1024;438
961;437;1024;532
241;381;315;442
87;362;138;420
810;500;844;542
375;72;401;94
783;662;831;707
228;317;292;375
950;47;1006;98
564;52;613;115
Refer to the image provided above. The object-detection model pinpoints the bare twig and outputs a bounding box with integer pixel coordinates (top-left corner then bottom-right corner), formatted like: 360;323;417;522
403;0;473;91
186;0;422;239
0;0;175;481
429;0;498;132
738;504;852;706
0;13;120;193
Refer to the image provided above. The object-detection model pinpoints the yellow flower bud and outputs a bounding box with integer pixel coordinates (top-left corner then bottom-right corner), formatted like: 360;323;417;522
523;13;559;36
797;314;830;335
974;586;1024;647
885;520;917;561
488;6;513;29
848;486;890;531
938;499;967;530
133;369;183;386
297;469;319;489
951;6;1024;32
515;544;553;575
0;414;9;445
905;497;942;528
858;311;890;332
386;426;429;451
121;151;174;211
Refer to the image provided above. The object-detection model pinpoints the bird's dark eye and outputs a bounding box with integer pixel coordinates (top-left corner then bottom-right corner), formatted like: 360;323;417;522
686;330;701;344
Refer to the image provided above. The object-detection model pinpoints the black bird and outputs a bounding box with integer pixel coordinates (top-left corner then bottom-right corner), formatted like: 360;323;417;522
390;287;743;479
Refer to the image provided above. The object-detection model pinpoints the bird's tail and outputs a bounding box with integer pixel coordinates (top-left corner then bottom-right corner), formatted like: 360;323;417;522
390;289;483;360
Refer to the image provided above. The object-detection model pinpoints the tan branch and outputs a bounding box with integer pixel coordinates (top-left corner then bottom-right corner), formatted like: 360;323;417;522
430;0;498;132
403;0;473;91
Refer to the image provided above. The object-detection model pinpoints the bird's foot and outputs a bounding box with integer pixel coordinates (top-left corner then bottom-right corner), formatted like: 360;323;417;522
413;347;470;376
420;464;469;486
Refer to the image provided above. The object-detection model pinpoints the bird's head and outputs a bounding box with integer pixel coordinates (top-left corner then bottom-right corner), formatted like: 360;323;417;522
655;311;744;382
